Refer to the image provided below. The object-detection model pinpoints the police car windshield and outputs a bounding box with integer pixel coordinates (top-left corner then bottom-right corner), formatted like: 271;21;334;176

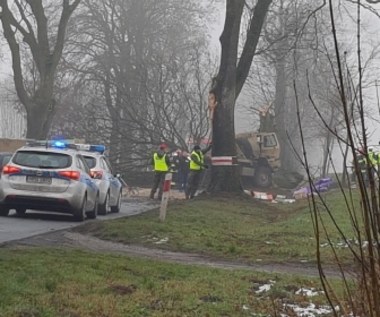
13;151;72;169
83;156;96;169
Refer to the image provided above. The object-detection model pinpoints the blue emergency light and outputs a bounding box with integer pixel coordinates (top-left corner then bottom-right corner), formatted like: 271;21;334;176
52;140;66;148
89;145;106;154
50;140;77;150
75;144;106;154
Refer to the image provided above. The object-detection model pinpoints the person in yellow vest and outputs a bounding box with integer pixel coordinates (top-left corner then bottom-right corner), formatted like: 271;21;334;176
368;146;377;181
150;143;170;200
185;144;211;199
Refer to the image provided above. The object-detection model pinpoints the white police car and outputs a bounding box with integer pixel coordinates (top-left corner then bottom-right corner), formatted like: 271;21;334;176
0;141;99;221
77;144;123;214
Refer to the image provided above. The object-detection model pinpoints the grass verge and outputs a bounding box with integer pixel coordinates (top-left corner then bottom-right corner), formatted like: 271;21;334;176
75;189;362;266
0;247;343;317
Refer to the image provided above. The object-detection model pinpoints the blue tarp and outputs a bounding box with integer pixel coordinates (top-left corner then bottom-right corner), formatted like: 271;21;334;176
293;177;334;198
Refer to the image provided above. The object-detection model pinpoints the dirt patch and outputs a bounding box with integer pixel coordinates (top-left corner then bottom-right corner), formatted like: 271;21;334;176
5;229;344;278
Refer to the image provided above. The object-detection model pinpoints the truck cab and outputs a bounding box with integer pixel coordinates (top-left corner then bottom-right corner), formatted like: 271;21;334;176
236;132;280;187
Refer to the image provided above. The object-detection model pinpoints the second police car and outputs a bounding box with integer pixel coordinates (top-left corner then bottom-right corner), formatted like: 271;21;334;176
76;144;123;214
0;141;100;221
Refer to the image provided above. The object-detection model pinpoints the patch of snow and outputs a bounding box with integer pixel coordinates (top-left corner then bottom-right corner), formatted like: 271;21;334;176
154;237;169;244
255;280;276;294
295;288;324;297
285;303;332;316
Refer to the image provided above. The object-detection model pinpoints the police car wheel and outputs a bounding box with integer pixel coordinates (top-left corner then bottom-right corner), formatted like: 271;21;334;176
16;208;26;216
111;191;122;213
0;206;9;217
74;196;87;222
99;192;110;215
87;195;98;219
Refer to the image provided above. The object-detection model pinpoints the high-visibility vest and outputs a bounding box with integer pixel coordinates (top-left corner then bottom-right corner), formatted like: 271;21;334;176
190;151;204;171
153;153;169;172
368;151;377;166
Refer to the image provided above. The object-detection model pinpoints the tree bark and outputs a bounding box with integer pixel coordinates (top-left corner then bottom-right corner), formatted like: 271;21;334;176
274;56;296;171
209;0;272;192
25;99;55;139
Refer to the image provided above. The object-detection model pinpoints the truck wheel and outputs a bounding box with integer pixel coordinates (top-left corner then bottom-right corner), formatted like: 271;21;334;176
254;166;272;188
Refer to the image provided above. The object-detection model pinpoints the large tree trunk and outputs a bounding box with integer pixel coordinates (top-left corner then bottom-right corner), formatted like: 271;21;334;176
25;79;56;139
208;0;245;192
274;48;303;173
25;102;55;139
274;56;299;172
209;0;272;192
209;88;241;192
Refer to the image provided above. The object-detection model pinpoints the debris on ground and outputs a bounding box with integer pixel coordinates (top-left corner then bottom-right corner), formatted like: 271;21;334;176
275;194;296;203
292;177;334;200
244;189;274;201
244;190;295;203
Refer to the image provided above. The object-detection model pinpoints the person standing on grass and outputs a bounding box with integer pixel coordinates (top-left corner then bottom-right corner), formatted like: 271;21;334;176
150;143;170;200
174;150;189;192
185;144;211;199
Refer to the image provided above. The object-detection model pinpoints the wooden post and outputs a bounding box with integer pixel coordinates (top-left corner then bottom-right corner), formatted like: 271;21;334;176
159;173;172;222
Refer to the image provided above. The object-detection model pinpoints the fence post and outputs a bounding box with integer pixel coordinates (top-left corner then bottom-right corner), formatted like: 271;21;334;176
159;172;172;222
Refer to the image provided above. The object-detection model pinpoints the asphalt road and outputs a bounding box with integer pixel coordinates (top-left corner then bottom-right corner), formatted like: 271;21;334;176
0;199;157;244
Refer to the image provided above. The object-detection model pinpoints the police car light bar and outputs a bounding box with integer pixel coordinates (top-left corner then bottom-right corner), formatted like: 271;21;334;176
51;140;79;149
75;144;106;154
25;140;105;153
26;140;75;149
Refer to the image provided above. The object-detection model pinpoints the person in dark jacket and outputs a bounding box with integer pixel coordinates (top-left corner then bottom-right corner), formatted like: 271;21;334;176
150;143;170;200
185;144;211;199
173;150;189;192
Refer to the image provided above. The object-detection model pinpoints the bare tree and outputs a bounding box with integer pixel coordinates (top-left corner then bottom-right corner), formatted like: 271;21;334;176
51;0;214;174
294;1;380;315
0;0;81;139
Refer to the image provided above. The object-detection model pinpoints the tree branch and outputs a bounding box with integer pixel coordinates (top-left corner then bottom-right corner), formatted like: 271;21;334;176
0;0;30;105
236;0;272;98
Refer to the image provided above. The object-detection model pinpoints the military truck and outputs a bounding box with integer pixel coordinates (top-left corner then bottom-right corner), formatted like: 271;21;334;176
236;132;280;188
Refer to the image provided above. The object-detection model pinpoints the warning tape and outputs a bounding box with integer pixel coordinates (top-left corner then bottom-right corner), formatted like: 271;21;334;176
211;156;238;166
